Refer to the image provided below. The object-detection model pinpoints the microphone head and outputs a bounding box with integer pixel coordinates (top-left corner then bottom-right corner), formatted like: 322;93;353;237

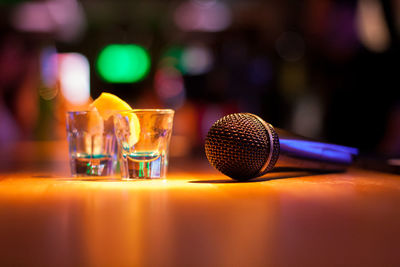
205;113;280;180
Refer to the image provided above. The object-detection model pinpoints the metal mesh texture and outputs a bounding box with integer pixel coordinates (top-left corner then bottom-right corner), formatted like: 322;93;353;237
205;113;280;180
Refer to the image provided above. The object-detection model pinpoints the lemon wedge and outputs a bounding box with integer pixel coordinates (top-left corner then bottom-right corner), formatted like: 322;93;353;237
90;92;140;146
91;92;132;120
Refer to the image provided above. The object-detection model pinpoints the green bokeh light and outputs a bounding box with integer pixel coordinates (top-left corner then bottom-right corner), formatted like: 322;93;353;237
161;46;186;74
97;44;150;83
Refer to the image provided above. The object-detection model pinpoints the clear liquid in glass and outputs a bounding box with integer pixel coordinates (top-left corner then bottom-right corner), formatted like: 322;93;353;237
124;151;166;179
71;153;114;176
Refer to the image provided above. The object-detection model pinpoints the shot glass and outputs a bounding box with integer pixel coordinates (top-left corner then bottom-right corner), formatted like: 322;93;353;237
66;111;117;177
114;109;174;179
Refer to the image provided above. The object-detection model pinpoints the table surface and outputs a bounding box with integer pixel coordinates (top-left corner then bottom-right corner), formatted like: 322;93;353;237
1;142;400;267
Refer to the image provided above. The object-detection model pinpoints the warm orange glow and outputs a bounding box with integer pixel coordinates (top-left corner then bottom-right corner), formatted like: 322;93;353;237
1;168;400;266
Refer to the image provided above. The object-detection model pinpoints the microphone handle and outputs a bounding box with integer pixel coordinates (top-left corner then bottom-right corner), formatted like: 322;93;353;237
274;128;359;172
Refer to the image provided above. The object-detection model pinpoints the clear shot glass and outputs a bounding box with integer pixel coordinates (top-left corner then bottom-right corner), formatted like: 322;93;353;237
66;111;117;177
114;109;174;179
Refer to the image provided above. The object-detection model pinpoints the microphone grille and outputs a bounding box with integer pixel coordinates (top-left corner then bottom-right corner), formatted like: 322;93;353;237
205;113;279;180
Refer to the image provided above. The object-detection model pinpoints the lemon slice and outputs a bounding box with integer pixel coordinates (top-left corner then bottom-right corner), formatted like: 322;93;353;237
91;92;132;120
90;92;140;146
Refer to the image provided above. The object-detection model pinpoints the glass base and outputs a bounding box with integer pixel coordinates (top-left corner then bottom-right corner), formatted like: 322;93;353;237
70;154;114;176
120;152;168;179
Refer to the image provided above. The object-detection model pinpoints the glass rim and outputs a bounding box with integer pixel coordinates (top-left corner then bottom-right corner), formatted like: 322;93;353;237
115;109;175;114
67;109;175;115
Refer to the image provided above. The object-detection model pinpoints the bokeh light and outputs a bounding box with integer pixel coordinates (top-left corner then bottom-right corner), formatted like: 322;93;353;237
248;58;272;86
182;44;213;75
58;53;90;105
174;0;232;32
155;66;186;108
11;0;86;42
356;0;390;52
12;1;55;33
292;95;323;138
39;47;58;100
160;46;185;74
97;44;150;83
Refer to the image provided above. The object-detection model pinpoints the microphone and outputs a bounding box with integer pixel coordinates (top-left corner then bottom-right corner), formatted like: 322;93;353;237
204;113;358;181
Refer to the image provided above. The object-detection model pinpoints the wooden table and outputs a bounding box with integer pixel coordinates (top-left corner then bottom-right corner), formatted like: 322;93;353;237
0;142;399;266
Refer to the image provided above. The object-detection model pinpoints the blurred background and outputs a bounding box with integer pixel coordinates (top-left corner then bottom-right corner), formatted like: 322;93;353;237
1;0;400;171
